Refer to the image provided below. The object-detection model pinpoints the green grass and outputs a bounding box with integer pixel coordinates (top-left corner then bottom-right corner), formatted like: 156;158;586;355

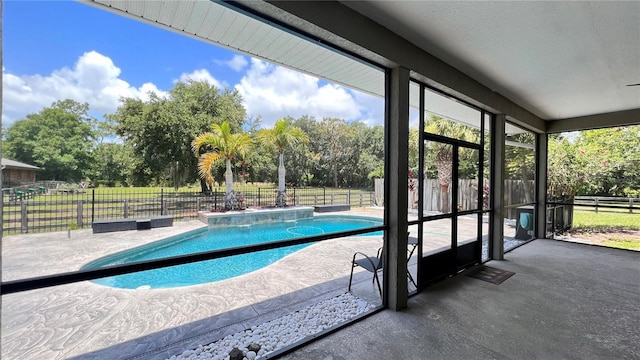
601;238;640;251
572;210;640;231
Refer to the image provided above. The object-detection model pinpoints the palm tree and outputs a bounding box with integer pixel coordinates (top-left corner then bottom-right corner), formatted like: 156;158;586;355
258;118;309;207
192;121;253;210
425;116;478;213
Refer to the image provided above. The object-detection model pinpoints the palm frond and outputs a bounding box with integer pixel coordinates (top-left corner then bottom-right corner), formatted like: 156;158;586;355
197;152;224;185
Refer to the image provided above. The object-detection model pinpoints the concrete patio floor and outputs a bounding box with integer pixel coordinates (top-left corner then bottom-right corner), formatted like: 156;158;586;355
1;208;535;359
281;239;640;360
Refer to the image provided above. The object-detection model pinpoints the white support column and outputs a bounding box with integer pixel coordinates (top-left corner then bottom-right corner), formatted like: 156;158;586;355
491;114;506;260
536;134;548;238
385;67;409;310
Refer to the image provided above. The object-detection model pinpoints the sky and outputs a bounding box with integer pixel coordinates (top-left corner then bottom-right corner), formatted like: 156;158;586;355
1;0;385;129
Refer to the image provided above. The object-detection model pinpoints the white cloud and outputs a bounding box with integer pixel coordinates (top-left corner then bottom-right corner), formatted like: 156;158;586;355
235;59;363;127
352;91;385;127
2;51;166;124
228;55;249;72
177;69;227;89
214;54;249;72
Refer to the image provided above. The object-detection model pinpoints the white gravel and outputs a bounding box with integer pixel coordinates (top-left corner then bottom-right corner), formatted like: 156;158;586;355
167;293;375;360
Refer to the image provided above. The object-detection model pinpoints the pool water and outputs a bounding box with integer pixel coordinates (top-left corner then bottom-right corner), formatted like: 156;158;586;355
83;215;382;289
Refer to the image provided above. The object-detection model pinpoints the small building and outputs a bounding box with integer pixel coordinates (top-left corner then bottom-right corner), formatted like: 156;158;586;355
1;158;42;187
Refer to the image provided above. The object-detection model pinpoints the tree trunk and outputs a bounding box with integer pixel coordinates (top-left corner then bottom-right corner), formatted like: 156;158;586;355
199;179;211;194
278;153;286;192
440;183;450;213
225;159;233;195
173;161;179;192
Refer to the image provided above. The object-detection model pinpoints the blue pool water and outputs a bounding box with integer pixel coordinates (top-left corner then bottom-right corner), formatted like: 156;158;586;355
83;215;382;289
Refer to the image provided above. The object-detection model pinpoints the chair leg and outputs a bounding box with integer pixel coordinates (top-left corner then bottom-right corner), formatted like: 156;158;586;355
407;271;417;288
373;270;382;298
348;262;355;292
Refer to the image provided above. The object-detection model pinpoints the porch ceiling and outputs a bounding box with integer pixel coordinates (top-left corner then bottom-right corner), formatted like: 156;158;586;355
343;1;640;122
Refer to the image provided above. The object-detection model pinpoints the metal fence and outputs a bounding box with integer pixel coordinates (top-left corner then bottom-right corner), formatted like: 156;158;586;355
1;187;375;234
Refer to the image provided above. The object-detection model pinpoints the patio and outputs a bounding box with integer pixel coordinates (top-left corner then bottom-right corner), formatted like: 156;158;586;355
1;208;532;359
280;239;640;359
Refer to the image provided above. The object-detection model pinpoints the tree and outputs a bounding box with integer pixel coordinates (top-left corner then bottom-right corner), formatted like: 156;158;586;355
111;80;246;188
258;118;309;206
312;118;358;188
89;143;139;187
3;100;96;181
192;121;253;210
291;116;321;186
344;122;383;188
549;126;640;197
242;116;276;184
425;115;479;213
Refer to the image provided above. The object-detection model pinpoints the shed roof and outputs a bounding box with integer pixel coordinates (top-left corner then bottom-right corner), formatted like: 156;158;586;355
1;158;42;171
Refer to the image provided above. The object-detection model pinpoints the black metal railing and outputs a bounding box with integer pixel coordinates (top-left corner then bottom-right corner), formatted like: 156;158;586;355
1;187;375;234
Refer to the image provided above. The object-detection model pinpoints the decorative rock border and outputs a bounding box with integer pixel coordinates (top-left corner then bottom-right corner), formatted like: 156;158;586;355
167;293;375;360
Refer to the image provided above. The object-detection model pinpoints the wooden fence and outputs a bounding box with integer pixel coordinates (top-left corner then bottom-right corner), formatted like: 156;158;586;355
375;178;534;218
572;196;640;213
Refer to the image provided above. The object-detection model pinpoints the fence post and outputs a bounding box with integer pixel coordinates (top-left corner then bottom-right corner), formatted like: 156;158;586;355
359;193;363;207
331;193;335;204
348;188;351;206
292;187;296;206
630;198;634;214
160;189;165;215
258;188;261;207
124;200;129;218
323;188;326;205
595;198;599;213
77;201;84;228
91;189;95;224
21;202;28;233
197;197;201;212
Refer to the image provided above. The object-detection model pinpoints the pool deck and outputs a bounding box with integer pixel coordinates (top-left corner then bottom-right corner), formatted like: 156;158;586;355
1;208;390;360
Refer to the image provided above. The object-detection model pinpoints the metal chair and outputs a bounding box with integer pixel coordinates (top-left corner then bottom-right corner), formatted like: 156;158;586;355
348;247;384;298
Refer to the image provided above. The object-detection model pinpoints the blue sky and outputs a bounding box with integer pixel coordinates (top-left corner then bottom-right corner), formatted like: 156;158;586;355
2;0;384;128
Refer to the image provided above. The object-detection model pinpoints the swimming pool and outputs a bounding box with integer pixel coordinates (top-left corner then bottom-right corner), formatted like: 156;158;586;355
83;215;383;289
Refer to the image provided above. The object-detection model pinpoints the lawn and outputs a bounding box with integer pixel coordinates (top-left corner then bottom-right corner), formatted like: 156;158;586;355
601;238;640;251
572;210;640;231
569;210;640;251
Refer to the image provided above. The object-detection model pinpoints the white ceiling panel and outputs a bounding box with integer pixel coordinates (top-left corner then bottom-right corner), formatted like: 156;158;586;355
156;1;180;26
124;1;144;16
182;1;212;34
343;1;640;121
140;1;160;21
235;22;269;51
172;2;196;31
197;7;226;39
